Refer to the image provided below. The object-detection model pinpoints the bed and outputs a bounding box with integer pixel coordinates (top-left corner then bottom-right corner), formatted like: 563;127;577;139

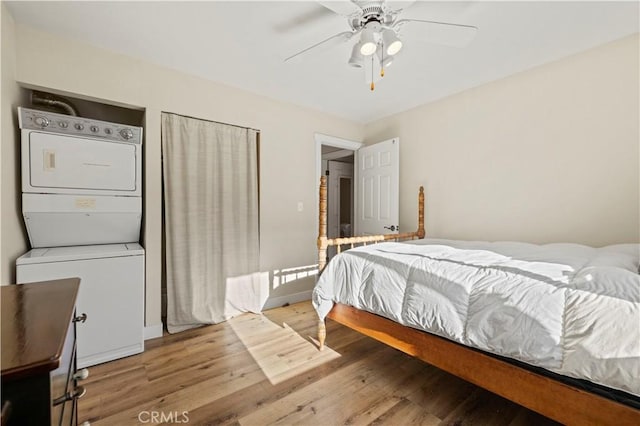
313;176;640;425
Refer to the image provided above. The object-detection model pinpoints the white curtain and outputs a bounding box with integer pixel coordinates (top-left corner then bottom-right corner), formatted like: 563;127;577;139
162;112;259;333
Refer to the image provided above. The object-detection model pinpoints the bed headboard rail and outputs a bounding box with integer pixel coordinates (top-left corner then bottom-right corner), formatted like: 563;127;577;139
317;175;425;272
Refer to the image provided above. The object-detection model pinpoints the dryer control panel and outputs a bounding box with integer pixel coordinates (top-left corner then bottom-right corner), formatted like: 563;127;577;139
19;107;142;144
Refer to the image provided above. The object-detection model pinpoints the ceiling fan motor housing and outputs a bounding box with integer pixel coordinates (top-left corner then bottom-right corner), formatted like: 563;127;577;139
350;1;396;30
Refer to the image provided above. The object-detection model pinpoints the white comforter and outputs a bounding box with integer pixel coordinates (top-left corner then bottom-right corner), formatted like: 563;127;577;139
313;239;640;397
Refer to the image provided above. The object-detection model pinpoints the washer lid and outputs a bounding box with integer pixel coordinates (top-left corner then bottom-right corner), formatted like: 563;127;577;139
16;243;144;265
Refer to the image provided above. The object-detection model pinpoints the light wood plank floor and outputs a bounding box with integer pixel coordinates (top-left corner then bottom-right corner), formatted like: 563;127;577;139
79;302;559;426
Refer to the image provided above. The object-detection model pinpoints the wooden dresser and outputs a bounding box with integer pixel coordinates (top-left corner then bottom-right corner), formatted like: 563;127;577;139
1;278;88;426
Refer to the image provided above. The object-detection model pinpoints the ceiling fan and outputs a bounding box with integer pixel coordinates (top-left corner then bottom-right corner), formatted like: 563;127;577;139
284;0;478;91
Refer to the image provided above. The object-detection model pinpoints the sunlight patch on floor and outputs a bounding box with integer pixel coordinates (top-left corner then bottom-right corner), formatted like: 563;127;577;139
228;313;340;385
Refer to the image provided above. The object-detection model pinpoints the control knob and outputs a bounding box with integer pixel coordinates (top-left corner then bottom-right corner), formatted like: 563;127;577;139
90;125;99;133
74;123;84;131
119;128;133;140
33;116;49;128
58;121;69;128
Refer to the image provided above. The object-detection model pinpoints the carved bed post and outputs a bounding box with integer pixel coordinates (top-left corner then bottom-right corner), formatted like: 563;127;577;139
318;320;326;350
318;175;328;272
417;186;425;239
318;175;328;350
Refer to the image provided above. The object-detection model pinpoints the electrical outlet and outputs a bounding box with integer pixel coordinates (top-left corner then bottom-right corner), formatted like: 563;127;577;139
297;201;304;212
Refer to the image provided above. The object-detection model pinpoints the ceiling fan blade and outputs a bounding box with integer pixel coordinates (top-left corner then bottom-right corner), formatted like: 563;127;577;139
274;5;338;34
317;0;361;16
386;0;417;13
395;18;478;48
284;31;356;63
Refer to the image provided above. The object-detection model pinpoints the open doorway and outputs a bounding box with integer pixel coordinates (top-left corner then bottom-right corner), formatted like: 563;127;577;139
315;133;363;261
323;148;354;260
323;150;354;235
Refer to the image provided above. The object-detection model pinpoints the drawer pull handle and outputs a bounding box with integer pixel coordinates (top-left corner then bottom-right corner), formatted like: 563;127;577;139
73;368;90;381
74;313;87;323
1;400;12;425
53;385;86;406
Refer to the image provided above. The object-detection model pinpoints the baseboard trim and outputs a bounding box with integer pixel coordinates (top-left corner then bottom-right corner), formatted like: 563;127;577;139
144;323;164;340
78;343;144;368
262;290;313;311
142;294;311;337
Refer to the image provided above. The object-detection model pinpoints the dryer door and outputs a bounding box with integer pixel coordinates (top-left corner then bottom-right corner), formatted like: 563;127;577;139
24;131;139;195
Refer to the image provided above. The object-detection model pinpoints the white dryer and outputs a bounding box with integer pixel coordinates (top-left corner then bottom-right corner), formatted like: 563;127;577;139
19;107;143;247
16;107;146;367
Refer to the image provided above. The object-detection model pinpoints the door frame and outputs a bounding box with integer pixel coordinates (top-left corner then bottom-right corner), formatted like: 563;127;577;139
314;133;363;241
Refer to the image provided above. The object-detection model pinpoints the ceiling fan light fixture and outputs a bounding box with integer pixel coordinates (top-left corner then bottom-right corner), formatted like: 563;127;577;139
361;42;377;56
359;26;378;56
382;29;403;55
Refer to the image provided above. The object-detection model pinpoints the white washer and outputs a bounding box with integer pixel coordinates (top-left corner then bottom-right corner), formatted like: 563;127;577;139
16;244;145;368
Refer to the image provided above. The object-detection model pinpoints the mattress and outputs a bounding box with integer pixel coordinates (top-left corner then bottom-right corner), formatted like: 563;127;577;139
313;238;640;397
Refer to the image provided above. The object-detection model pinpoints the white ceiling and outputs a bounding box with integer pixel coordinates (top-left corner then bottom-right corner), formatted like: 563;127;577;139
6;1;639;123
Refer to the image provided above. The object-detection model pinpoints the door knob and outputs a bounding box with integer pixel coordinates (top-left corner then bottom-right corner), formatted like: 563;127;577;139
383;225;396;231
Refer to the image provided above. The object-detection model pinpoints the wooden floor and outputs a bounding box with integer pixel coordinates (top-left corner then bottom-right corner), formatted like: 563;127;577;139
79;302;559;425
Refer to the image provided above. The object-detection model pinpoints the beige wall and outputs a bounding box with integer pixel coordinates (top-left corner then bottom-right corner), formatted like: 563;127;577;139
3;15;638;326
366;34;640;246
0;3;28;285
7;23;364;325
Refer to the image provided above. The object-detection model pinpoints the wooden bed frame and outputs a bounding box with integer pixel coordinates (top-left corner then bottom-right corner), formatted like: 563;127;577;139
315;176;639;425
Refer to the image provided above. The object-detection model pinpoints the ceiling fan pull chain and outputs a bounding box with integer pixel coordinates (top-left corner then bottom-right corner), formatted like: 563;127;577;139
380;41;385;77
370;56;375;91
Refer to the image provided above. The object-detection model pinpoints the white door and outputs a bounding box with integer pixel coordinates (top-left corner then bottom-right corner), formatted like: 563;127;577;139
355;138;399;235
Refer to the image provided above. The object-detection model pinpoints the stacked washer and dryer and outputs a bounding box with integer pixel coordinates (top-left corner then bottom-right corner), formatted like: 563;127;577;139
16;107;145;368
